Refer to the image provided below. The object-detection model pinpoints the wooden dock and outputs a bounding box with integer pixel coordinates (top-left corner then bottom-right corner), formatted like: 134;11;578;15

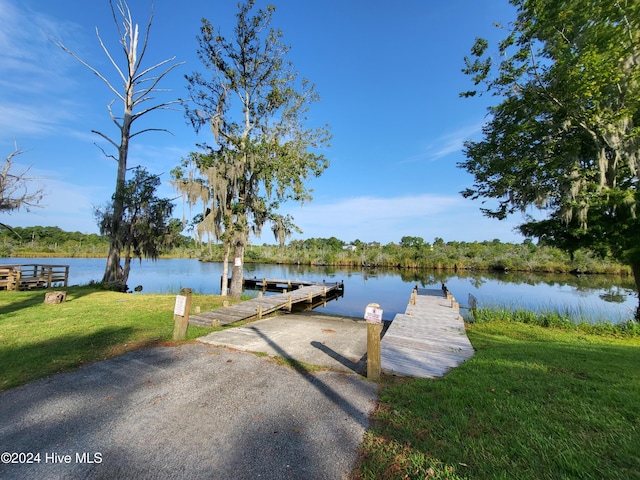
189;280;344;327
381;288;474;378
0;264;69;291
241;277;327;293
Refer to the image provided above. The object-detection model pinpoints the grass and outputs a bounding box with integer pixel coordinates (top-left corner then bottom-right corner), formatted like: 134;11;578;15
4;289;640;478
0;286;232;391
471;305;640;336
353;315;640;479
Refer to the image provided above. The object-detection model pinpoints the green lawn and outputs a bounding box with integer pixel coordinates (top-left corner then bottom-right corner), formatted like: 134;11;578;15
0;286;227;391
3;289;640;478
353;320;640;480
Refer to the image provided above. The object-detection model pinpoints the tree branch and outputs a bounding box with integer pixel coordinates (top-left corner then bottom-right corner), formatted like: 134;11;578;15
91;130;119;151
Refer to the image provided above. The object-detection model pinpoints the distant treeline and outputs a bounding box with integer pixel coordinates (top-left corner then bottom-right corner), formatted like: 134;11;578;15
0;227;630;275
0;226;195;258
209;235;631;275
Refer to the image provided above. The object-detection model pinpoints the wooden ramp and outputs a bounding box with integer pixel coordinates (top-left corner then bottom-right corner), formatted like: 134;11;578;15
381;288;474;378
189;282;344;327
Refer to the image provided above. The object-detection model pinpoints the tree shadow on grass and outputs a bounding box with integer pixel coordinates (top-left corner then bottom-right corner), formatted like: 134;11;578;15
0;326;143;391
0;286;102;316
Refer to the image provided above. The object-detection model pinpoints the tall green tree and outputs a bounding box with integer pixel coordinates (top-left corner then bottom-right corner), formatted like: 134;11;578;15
95;166;176;288
55;0;183;288
400;236;425;250
174;0;330;297
459;0;640;318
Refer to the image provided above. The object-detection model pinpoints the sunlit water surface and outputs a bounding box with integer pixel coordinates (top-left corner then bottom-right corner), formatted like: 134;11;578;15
2;257;636;323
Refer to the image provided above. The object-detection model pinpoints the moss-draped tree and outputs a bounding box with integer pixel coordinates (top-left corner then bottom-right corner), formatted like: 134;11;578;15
174;0;330;297
460;0;640;318
94;166;176;287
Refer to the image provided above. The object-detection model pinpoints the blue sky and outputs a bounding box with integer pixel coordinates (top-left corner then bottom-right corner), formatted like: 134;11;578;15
1;0;530;245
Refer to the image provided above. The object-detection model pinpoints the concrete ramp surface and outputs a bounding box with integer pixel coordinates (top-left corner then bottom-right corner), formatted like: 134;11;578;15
199;313;368;374
0;343;378;480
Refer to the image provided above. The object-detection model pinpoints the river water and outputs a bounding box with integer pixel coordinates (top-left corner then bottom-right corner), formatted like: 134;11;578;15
2;257;637;323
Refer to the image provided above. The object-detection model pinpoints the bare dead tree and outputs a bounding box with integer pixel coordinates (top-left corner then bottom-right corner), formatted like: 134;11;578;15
1;146;45;233
54;0;183;287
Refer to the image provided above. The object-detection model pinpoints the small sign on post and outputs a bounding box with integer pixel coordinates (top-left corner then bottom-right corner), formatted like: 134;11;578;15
173;288;192;341
365;303;383;380
365;303;383;324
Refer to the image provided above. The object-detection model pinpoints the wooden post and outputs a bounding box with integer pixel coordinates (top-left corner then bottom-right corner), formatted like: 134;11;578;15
468;294;477;312
286;295;292;312
257;305;263;319
172;288;192;341
13;269;21;291
451;298;459;311
364;303;383;381
367;323;382;380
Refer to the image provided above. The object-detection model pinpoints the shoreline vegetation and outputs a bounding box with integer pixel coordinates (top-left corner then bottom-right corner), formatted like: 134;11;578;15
0;226;633;276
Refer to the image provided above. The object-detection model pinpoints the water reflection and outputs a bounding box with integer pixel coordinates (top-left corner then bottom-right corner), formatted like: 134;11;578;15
1;257;636;323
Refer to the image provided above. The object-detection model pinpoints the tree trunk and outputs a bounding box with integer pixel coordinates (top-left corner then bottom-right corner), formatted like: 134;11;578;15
229;241;245;298
632;261;640;321
102;240;123;285
220;242;230;296
101;112;131;288
122;237;133;289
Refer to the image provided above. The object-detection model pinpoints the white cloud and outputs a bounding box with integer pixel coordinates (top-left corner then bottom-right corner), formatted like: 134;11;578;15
1;161;107;234
402;122;485;164
273;193;526;244
294;194;462;223
0;103;75;137
0;0;87;140
430;126;479;159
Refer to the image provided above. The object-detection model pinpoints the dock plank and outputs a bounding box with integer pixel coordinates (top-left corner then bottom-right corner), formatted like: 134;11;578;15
189;282;344;326
381;289;474;378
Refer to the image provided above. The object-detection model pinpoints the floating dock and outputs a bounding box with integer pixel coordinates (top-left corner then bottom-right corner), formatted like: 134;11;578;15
381;288;475;378
190;280;344;327
0;264;69;291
